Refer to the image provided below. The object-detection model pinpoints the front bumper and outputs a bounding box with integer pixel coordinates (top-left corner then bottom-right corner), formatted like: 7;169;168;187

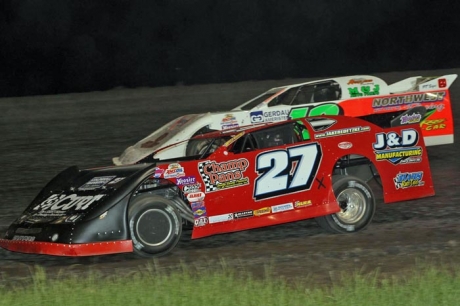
0;239;133;256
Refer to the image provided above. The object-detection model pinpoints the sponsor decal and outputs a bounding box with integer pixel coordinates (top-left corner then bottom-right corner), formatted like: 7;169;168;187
347;78;373;85
79;176;116;191
338;141;353;149
191;201;205;210
12;235;35;241
400;113;422;125
193;209;207;218
187;192;205;202
164;163;185;179
253;207;271;216
191;201;206;218
233;210;253;219
194;217;208;227
271;203;294;213
250;111;264;123
198;159;249;192
372;91;446;109
221;114;239;129
421;118;446;131
348;84;380;97
262;109;290;122
251;109;290;123
420;83;437;90
107;177;125;185
208;213;234;224
315;126;370;139
182;183;202;194
394;171;424;189
438;78;447;88
373;129;422;164
153;167;164;178
32;194;106;215
224;132;245;147
294;200;312;208
176;176;196;186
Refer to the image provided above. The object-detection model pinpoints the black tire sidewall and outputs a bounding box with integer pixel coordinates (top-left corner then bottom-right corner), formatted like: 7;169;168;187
317;176;376;233
128;195;182;257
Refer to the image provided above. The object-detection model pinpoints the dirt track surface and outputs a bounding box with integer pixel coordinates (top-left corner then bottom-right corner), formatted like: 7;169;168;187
0;69;459;284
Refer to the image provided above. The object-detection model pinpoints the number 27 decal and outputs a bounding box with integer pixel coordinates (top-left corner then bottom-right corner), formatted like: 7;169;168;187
254;143;322;200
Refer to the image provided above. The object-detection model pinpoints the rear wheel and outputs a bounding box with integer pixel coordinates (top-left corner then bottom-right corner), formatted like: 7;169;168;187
128;194;182;257
316;175;376;233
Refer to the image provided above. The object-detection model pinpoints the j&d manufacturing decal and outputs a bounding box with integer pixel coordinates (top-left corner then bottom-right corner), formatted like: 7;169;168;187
198;159;249;192
373;128;422;164
393;171;424;189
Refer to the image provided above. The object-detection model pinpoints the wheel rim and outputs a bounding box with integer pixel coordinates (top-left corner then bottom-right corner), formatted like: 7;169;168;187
136;209;173;246
335;187;366;224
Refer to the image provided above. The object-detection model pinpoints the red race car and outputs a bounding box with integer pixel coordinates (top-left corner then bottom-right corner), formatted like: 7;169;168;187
0;111;434;257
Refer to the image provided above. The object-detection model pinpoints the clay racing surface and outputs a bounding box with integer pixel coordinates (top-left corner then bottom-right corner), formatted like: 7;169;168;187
0;69;459;284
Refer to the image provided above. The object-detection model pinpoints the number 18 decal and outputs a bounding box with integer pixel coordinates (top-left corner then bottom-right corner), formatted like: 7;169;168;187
254;143;322;200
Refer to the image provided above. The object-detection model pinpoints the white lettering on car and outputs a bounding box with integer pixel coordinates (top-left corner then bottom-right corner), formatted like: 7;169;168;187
33;194;106;211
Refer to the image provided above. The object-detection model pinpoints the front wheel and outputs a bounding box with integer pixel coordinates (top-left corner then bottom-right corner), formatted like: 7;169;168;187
316;175;376;233
128;194;182;257
186;127;217;156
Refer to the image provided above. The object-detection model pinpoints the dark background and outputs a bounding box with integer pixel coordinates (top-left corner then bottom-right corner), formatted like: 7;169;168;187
1;0;459;98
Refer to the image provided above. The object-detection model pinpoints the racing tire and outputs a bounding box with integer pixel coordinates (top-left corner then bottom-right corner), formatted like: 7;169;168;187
185;127;217;156
316;175;376;234
128;194;182;258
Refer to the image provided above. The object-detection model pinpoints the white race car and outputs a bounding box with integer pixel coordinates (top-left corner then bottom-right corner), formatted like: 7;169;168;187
113;74;457;165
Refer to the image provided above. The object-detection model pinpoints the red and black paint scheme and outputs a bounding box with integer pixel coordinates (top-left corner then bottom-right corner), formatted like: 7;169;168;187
0;113;435;257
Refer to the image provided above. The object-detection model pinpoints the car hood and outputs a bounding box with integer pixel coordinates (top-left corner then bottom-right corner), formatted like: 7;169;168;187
113;111;253;165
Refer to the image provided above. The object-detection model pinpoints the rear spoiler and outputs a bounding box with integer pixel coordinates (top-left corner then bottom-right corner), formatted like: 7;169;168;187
388;74;457;93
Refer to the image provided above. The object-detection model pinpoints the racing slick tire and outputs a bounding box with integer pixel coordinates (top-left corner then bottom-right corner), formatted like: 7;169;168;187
128;194;182;258
186;126;215;156
316;175;376;234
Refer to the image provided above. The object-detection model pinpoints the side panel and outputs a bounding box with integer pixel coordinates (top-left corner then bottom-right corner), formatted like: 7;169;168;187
369;126;435;203
339;89;454;145
160;143;341;240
